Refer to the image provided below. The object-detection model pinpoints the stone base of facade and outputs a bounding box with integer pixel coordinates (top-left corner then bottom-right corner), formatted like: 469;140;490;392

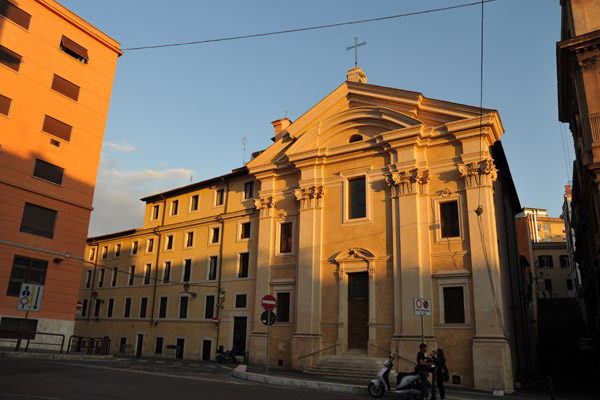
248;332;267;365
0;315;74;352
472;336;514;393
291;333;323;370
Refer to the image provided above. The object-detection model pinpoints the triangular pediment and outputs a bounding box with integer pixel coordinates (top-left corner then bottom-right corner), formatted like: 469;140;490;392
248;77;496;172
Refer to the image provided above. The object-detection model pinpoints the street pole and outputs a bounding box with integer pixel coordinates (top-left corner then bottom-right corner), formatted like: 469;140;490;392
266;309;271;376
15;310;29;352
420;314;424;344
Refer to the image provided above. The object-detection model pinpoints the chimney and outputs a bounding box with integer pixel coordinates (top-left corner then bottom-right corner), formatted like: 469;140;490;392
271;118;291;136
565;184;572;196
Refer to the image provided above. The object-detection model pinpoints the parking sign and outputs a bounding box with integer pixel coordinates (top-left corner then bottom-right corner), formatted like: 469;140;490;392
414;297;431;316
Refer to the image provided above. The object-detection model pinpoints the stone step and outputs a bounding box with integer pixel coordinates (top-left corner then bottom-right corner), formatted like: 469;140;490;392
303;354;392;382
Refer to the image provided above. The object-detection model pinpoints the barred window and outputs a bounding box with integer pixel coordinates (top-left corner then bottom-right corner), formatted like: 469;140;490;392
443;286;465;323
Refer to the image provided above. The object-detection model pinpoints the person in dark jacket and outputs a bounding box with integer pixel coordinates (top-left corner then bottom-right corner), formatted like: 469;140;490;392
431;348;447;400
417;343;433;400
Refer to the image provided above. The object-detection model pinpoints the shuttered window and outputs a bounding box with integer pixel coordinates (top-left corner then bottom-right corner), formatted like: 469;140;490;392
42;115;71;142
0;45;21;71
51;74;79;101
0;0;31;29
60;36;88;64
443;286;465;324
6;256;47;297
0;94;10;116
33;158;64;185
20;203;57;239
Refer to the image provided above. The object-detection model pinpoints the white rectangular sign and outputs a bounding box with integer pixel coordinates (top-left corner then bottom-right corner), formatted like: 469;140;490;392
17;283;44;312
414;297;432;316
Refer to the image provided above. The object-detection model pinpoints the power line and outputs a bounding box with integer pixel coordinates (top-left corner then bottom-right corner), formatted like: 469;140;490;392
122;0;498;51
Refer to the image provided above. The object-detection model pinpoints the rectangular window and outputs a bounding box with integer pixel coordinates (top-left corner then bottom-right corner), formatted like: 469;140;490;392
538;255;554;268
131;241;138;255
163;261;171;283
0;94;11;116
51;74;79;101
210;227;220;244
240;222;251;239
60;36;88;64
147;238;154;253
155;337;164;354
85;270;92;289
443;286;465;323
544;224;551;233
20;203;57;239
33;159;64;185
279;222;293;254
560;255;570;268
190;194;199;211
348;177;366;219
140;297;148;318
98;268;105;288
88;248;96;261
185;231;194;247
170;200;179;216
277;292;290;322
544;279;553;291
215;189;224;206
94;299;101;317
107;298;114;318
81;299;88;317
101;246;108;260
166;235;173;250
0;0;31;29
235;294;247;309
144;264;151;285
238;253;249;278
204;295;215;319
151;205;160;220
179;296;188;319
124;298;131;318
566;279;573;290
42;115;72;142
159;297;168;318
114;244;121;258
111;267;118;287
7;256;48;296
440;201;460;238
208;256;217;281
128;265;135;286
183;259;191;282
243;181;254;200
0;317;38;339
0;44;21;71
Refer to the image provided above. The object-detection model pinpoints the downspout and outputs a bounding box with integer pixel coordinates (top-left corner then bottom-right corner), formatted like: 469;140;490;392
215;178;230;352
150;195;166;326
87;242;99;323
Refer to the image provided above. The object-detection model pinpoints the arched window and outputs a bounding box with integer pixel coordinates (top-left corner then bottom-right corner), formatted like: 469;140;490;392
348;134;363;143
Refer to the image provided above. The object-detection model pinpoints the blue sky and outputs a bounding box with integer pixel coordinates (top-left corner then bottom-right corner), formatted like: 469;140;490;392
56;0;570;237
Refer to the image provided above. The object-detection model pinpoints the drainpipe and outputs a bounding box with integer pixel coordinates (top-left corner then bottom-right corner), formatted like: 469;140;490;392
215;178;230;352
150;195;166;326
87;242;99;323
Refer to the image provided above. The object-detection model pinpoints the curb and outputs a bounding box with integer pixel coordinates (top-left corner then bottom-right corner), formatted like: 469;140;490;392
232;364;366;394
0;351;114;361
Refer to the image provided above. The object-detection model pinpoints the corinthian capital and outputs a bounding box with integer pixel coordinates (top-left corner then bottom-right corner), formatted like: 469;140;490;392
386;168;430;196
458;158;498;188
294;185;325;209
254;196;274;217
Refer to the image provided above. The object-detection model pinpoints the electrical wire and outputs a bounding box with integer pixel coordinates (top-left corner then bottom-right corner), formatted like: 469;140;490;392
121;0;497;51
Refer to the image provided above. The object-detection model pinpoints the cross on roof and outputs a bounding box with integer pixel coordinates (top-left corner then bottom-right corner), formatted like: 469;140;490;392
346;37;366;67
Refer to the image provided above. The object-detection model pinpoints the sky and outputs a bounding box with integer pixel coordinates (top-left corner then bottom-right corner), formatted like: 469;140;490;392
55;0;571;237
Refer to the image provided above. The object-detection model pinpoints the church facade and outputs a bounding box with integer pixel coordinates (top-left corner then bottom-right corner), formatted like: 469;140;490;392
76;68;525;392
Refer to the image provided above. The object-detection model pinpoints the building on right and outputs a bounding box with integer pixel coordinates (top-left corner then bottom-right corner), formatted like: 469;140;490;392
557;0;600;346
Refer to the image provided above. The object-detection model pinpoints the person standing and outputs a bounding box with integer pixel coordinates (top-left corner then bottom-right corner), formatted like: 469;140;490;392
417;343;433;400
431;348;447;400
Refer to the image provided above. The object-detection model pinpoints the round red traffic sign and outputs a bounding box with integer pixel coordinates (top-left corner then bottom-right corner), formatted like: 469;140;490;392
212;316;219;326
261;294;277;310
76;300;83;311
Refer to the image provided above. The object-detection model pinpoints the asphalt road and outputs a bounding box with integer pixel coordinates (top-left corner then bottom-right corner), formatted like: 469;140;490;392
0;357;366;400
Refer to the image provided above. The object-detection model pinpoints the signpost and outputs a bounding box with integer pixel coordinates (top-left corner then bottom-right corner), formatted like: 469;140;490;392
16;283;44;351
261;294;277;375
414;298;432;344
75;300;83;316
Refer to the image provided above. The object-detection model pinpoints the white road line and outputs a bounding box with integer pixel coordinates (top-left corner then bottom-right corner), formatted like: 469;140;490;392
0;393;60;400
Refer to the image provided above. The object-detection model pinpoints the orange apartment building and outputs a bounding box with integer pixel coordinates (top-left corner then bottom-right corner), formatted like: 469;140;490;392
0;0;121;345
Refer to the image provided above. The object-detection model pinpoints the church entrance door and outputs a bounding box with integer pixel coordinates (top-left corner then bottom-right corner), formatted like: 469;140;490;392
347;272;369;349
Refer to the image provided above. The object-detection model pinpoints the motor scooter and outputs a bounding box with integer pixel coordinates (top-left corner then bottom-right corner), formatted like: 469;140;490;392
215;348;238;363
367;354;429;398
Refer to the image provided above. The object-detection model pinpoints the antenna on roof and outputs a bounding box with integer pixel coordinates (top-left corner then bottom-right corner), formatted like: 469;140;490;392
242;136;247;164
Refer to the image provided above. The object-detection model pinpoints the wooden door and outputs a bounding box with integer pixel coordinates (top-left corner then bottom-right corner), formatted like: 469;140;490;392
347;272;369;349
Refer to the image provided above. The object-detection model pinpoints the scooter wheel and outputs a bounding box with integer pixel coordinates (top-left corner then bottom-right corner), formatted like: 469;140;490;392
368;382;385;398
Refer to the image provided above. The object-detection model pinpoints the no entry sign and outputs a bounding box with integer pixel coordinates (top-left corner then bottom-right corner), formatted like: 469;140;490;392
75;300;83;315
261;294;277;310
414;297;432;316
